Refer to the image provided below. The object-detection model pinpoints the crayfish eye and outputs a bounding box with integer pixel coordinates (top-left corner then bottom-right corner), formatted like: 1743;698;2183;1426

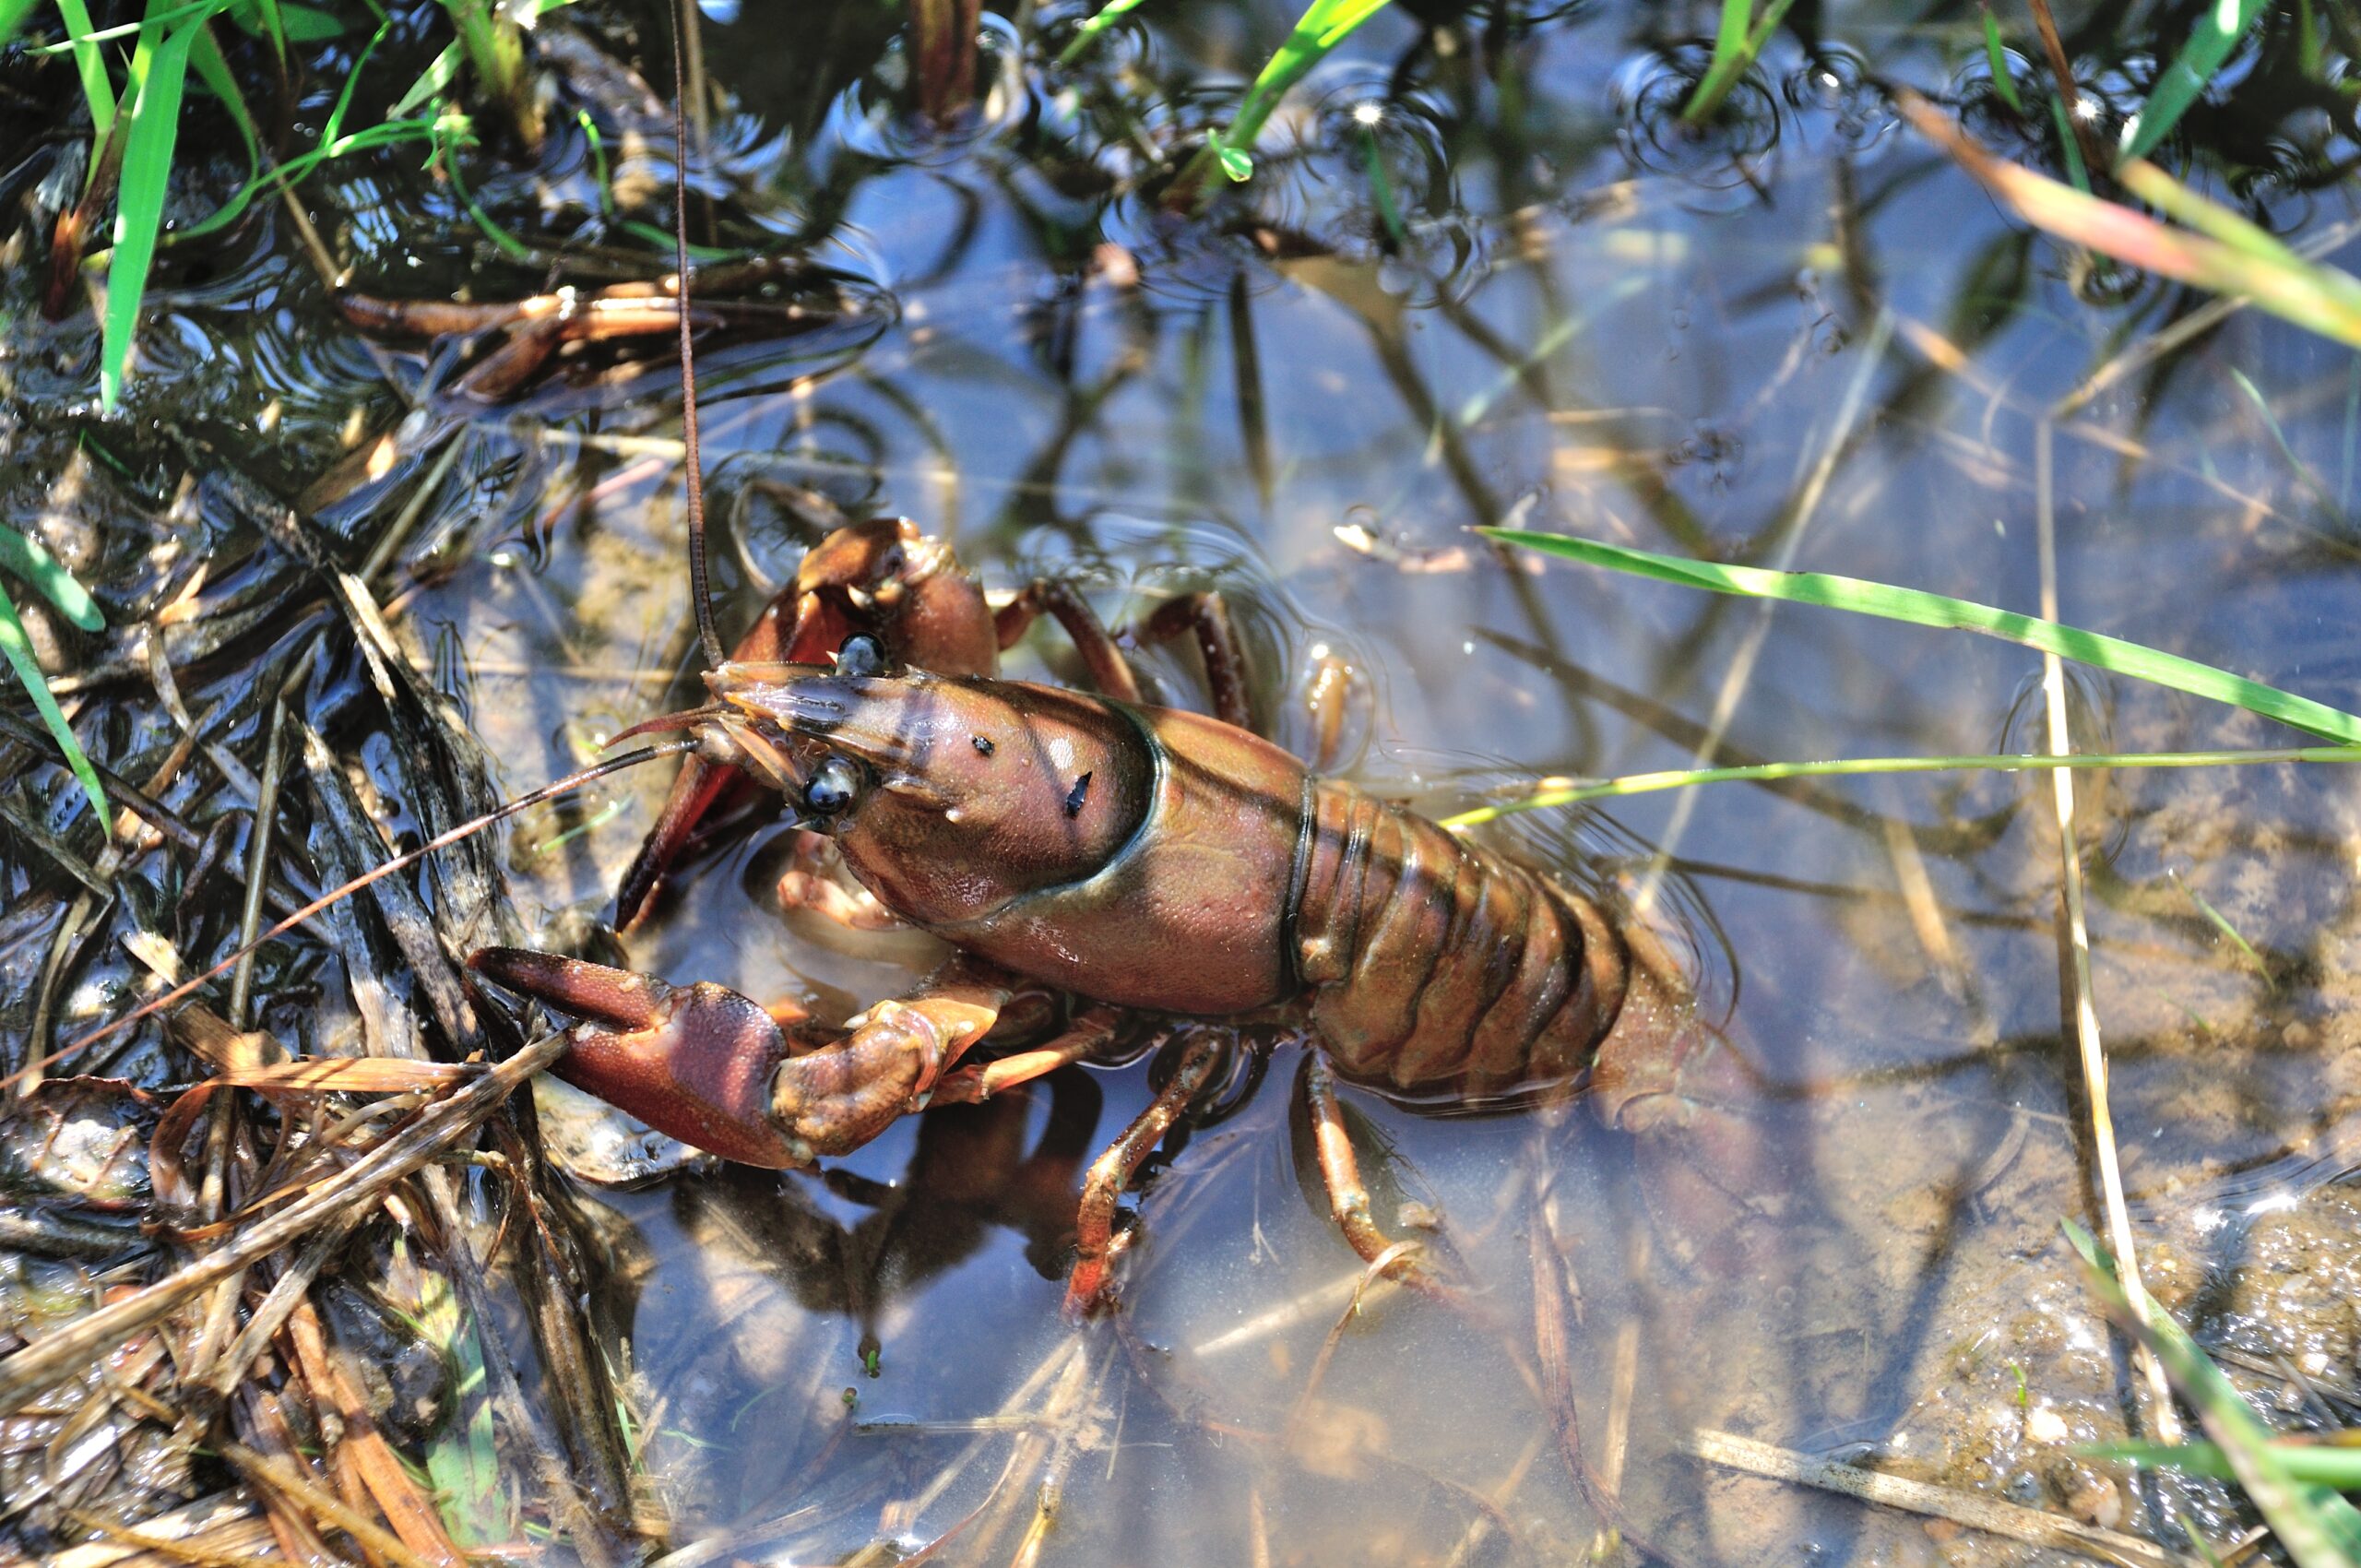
802;756;862;816
836;633;888;679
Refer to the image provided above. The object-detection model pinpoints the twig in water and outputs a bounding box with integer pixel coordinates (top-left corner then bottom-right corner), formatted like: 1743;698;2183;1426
1684;1428;2197;1567
2035;417;2181;1445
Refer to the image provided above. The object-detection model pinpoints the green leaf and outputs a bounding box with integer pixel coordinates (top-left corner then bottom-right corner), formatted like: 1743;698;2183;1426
187;20;261;189
1690;0;1794;123
0;528;103;632
2092;1439;2361;1490
101;5;204;413
0;0;41;49
387;42;461;119
53;0;118;145
1208;0;1391;190
2120;0;2266;160
1056;0;1150;66
1980;6;2023;112
269;2;341;41
0;577;110;826
1479;529;2361;744
2066;1220;2361;1568
1435;744;2361;830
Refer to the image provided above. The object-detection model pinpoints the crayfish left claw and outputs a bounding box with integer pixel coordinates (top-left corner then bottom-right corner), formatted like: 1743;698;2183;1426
469;948;813;1168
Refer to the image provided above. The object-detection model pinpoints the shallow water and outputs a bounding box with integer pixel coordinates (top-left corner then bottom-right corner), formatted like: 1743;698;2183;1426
6;0;2361;1562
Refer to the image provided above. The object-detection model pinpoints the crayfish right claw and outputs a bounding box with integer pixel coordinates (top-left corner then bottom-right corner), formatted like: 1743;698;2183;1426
469;948;810;1168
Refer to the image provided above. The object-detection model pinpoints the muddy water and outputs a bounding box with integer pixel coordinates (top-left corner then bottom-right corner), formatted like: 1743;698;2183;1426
7;0;2361;1562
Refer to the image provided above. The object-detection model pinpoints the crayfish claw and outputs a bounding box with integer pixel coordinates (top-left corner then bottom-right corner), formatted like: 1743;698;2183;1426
469;948;809;1168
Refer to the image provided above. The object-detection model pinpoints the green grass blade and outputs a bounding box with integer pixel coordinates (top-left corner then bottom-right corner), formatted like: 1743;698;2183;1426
35;0;226;53
0;528;102;631
53;0;117;145
1480;528;2361;744
2119;0;2266;160
1981;6;2023;112
1206;0;1391;184
1437;744;2361;829
0;577;110;826
2168;869;2274;990
101;6;205;413
2067;1220;2361;1567
0;0;39;48
2094;1440;2361;1491
388;41;460;117
1058;0;1150;65
2047;91;2090;192
1680;0;1797;123
1900;94;2361;350
2229;366;2351;530
174;18;406;244
2119;157;2321;271
187;20;261;189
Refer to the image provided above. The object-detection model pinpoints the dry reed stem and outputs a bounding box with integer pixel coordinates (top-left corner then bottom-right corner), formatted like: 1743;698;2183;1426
1685;1428;2194;1567
0;1035;565;1412
2035;418;2180;1445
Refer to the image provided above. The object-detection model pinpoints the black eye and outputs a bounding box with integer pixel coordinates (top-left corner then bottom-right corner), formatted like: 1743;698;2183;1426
836;634;887;678
802;757;861;815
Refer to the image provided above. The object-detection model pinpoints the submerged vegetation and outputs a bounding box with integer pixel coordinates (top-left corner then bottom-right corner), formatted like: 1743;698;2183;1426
3;0;2361;1562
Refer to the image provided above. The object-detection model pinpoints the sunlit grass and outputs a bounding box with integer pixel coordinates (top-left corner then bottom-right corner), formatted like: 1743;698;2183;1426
11;0;564;410
2118;0;2267;160
1679;0;1797;124
1481;528;2361;743
2068;1221;2361;1567
1437;746;2361;831
0;527;109;825
1899;92;2361;350
1187;0;1393;195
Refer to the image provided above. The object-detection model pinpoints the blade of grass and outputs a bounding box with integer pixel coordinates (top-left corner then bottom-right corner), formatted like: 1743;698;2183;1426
187;20;261;196
2093;1441;2361;1491
1679;0;1798;124
0;528;103;631
2047;92;2091;192
174;19;417;244
2119;0;2266;160
2118;157;2319;268
1478;528;2361;743
0;577;110;825
2228;366;2351;530
1057;0;1150;65
1436;743;2361;829
387;41;462;118
2167;869;2273;991
53;0;118;147
2067;1219;2361;1568
0;0;38;47
101;3;206;412
1981;6;2024;112
34;0;229;53
1898;93;2361;349
1199;0;1392;187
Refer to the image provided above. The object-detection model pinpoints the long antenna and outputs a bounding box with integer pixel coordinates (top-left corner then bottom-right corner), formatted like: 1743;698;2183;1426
673;0;726;671
4;740;701;1092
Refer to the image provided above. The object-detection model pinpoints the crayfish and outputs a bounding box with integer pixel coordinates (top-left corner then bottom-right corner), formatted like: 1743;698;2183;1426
469;509;1760;1317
